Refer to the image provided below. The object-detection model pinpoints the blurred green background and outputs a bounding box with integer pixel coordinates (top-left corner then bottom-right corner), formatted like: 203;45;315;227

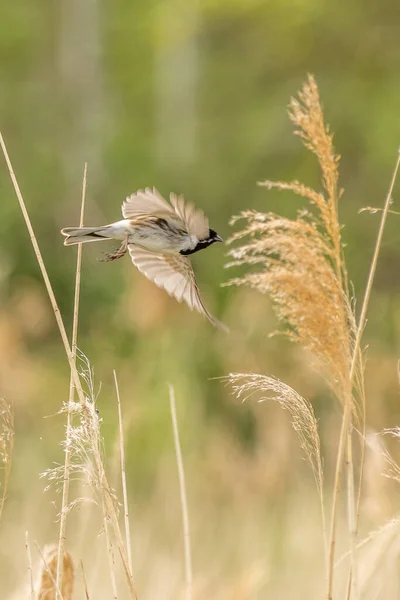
1;1;400;598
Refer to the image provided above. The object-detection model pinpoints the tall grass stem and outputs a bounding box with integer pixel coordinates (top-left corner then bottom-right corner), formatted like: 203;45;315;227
0;132;87;405
56;162;87;598
114;369;134;579
25;531;34;600
327;149;400;599
169;385;192;600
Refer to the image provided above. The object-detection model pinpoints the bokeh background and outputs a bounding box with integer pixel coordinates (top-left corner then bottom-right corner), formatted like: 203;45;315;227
1;1;400;598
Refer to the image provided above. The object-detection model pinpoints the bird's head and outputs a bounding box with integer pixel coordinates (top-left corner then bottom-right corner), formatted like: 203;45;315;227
180;228;224;256
207;229;224;245
195;228;223;251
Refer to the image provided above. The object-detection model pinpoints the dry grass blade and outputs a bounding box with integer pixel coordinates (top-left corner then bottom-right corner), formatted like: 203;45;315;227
25;531;35;600
0;131;88;409
0;398;14;524
56;162;88;599
114;369;134;579
169;385;193;600
36;543;74;600
80;559;90;600
101;501;119;600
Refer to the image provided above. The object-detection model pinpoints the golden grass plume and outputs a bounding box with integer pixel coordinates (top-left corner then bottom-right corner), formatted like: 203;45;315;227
226;75;356;407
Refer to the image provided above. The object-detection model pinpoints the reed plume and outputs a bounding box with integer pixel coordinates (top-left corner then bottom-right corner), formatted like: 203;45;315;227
226;75;356;407
227;374;323;497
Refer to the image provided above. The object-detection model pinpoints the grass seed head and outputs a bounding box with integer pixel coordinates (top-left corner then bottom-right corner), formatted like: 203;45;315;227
226;75;355;405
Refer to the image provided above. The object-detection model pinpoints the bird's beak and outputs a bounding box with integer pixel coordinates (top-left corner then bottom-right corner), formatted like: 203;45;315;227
214;234;224;243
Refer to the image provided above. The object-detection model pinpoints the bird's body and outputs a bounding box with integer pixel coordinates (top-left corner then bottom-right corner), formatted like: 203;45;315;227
61;188;226;330
66;216;197;254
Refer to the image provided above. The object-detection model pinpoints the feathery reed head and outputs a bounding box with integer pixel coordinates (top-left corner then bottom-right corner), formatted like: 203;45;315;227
36;544;74;600
226;75;355;404
42;353;119;512
226;373;324;495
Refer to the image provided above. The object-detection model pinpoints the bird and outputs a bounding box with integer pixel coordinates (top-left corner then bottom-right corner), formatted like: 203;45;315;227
61;187;227;330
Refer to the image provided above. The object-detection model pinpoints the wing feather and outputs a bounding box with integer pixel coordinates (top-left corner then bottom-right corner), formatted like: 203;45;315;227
122;187;210;241
169;193;209;239
122;187;174;219
128;245;227;331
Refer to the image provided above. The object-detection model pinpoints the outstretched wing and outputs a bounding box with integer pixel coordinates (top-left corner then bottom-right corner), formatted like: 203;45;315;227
123;188;210;240
128;245;227;331
169;193;209;239
122;187;175;219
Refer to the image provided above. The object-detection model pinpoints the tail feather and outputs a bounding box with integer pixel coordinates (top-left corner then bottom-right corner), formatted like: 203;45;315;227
61;226;111;246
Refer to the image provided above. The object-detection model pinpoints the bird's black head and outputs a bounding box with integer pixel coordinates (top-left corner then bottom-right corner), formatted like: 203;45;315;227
208;229;224;244
180;228;224;256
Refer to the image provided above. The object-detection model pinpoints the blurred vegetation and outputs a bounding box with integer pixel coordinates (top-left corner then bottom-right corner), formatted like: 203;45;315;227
1;0;400;597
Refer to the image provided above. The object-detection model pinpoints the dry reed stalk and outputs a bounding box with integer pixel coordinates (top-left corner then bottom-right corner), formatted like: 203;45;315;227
80;559;90;599
0;398;14;524
114;369;134;578
169;385;193;600
328;149;400;599
345;434;357;600
101;496;119;600
56;162;87;599
348;347;368;596
0;132;88;408
26;531;35;600
90;411;137;598
36;543;74;600
0;133;138;599
345;371;367;600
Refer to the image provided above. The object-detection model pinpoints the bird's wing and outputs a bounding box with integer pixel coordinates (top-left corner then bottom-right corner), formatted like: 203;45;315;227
122;187;175;219
169;193;210;239
128;245;227;331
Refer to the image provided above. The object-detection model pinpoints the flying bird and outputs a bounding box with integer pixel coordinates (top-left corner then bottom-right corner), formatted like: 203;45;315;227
61;188;227;330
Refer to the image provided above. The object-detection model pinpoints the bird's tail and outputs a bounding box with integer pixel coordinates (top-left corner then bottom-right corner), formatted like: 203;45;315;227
61;226;113;246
